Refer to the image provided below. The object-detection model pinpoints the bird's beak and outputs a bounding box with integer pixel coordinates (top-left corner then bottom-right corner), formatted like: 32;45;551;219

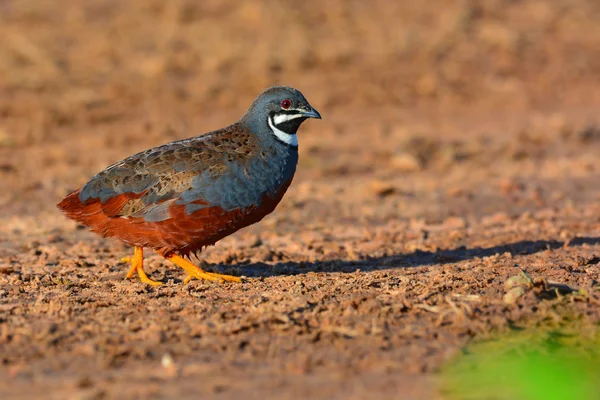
300;105;322;119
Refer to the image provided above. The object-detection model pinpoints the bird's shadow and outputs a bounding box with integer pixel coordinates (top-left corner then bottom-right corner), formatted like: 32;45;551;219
215;237;600;278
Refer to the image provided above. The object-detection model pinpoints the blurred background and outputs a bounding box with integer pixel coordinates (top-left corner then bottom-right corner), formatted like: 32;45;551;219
2;0;600;119
2;0;600;112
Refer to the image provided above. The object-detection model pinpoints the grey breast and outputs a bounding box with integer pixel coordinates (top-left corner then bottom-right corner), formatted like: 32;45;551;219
181;139;298;214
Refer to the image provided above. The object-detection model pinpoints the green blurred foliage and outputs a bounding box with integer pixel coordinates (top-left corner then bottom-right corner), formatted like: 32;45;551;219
441;327;600;400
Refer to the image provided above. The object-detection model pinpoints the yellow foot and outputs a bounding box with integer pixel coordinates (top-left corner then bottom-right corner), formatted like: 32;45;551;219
121;247;162;286
120;256;137;278
165;254;242;283
182;270;238;284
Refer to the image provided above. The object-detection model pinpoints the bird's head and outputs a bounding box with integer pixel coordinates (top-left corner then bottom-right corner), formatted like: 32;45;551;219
242;86;321;147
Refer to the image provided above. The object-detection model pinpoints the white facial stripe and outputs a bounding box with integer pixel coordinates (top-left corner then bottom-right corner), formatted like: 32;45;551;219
268;116;298;147
273;112;305;125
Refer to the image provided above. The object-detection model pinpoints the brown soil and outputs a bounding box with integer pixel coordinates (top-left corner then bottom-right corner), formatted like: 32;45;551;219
1;1;600;399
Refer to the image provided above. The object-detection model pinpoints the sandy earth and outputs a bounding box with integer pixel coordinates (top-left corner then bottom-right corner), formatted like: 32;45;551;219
1;1;600;399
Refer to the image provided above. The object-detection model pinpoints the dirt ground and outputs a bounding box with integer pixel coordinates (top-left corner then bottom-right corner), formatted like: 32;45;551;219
1;1;600;399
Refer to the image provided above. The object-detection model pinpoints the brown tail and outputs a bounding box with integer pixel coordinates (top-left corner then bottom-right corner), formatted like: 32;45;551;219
57;189;127;234
57;188;82;213
57;189;162;247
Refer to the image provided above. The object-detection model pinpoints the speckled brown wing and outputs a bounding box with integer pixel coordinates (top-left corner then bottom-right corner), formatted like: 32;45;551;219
58;123;295;255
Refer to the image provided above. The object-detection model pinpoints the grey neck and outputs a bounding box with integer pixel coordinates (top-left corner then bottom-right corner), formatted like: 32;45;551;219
242;114;299;149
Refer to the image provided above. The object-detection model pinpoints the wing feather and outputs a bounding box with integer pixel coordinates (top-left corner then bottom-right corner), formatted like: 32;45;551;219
75;124;257;221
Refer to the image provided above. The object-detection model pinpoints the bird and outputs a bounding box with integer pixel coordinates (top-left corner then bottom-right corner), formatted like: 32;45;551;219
58;86;321;285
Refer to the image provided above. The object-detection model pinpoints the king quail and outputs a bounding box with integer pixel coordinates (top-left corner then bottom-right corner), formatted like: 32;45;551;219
58;86;321;285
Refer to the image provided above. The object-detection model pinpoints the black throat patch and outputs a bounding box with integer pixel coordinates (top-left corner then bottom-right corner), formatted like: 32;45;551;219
272;111;307;134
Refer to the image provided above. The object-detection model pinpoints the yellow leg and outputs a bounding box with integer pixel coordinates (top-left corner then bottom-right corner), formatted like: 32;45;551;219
120;246;162;286
164;253;242;283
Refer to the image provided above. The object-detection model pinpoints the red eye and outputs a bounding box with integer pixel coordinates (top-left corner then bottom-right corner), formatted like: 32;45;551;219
281;99;292;109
